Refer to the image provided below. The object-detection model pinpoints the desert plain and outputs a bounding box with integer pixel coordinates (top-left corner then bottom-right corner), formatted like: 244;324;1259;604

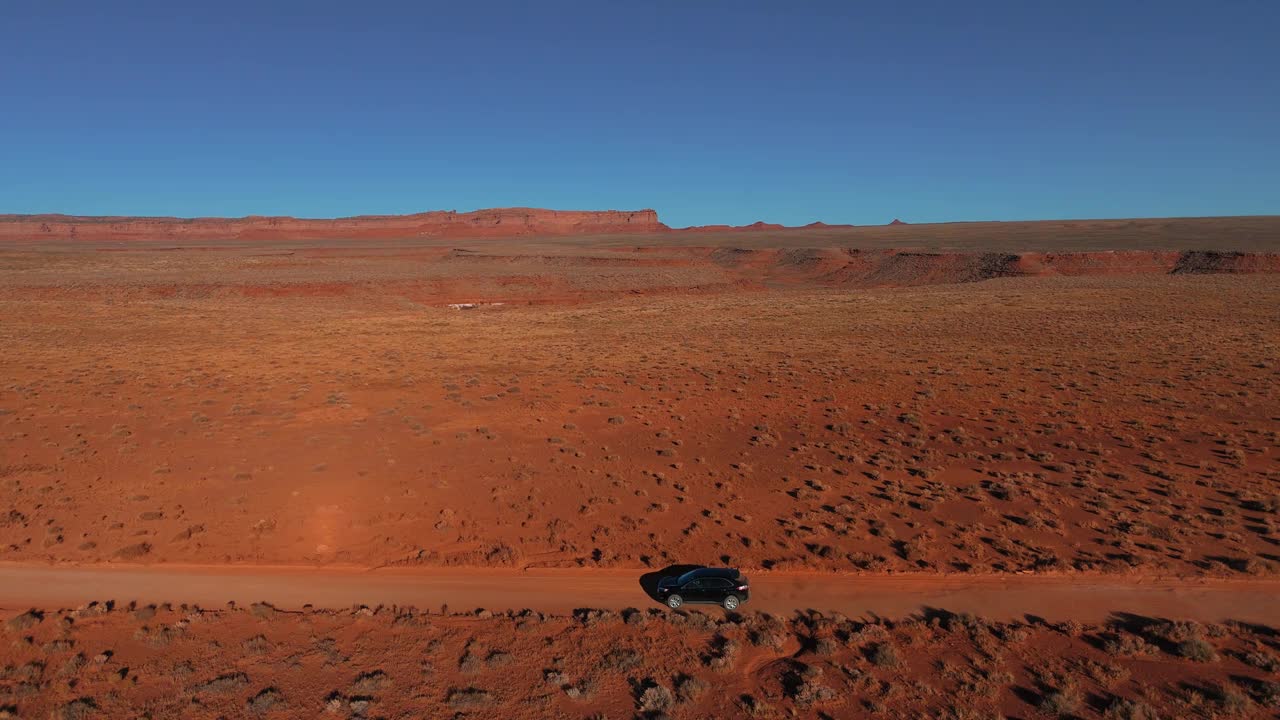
1;210;1278;719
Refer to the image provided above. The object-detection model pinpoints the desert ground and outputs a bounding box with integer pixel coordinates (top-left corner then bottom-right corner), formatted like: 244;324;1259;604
2;213;1278;718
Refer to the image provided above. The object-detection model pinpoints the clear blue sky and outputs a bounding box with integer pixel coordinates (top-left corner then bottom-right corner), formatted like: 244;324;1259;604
2;0;1277;227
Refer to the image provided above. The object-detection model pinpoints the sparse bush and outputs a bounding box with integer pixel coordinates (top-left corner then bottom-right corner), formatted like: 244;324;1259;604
1040;685;1082;717
1240;649;1280;673
1252;680;1280;708
738;693;777;717
1175;638;1218;663
113;542;152;559
54;698;97;720
1240;493;1279;513
242;634;271;654
792;677;837;706
250;602;278;621
1104;697;1159;720
637;682;674;713
247;688;283;714
350;670;390;694
6;610;42;632
706;636;742;671
812;636;840;656
1201;683;1252;715
446;687;492;708
869;642;902;668
193;672;250;694
486;651;513;668
1103;633;1154;657
602;648;641;671
59;653;86;677
675;674;708;704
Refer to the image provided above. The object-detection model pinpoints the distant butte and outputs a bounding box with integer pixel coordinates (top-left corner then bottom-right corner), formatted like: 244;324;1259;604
888;218;908;225
0;208;853;242
0;208;666;242
676;219;846;233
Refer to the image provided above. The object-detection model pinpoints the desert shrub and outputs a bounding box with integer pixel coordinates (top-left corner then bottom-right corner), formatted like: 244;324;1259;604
446;687;492;708
1103;697;1160;720
113;542;152;559
54;698;97;720
6;610;42;633
458;650;483;673
1201;683;1252;715
1240;493;1279;513
637;682;674;713
812;636;840;656
59;653;86;677
1040;685;1082;717
869;643;902;668
1103;633;1154;657
1154;620;1202;643
747;615;791;649
683;612;718;632
247;688;283;714
250;602;278;621
995;623;1030;644
134;625;182;647
1252;680;1280;708
1175;638;1218;663
242;634;271;654
10;661;44;682
564;676;596;700
1239;649;1280;673
574;608;616;626
0;509;28;528
350;670;390;694
792;680;837;705
485;651;513;668
675;674;708;704
737;694;775;717
193;672;250;694
1082;660;1130;688
599;646;639;672
704;636;742;671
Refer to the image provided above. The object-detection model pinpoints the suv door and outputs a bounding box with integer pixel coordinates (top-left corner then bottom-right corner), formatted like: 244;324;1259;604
703;577;733;602
680;579;708;603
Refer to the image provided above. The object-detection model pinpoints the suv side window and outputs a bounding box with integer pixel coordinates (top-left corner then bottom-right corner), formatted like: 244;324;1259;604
683;579;704;590
705;578;733;589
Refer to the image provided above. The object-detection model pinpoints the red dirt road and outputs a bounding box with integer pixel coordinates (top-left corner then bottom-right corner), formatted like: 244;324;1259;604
2;563;1277;624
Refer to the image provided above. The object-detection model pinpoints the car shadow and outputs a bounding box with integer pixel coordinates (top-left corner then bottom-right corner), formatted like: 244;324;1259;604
638;564;704;604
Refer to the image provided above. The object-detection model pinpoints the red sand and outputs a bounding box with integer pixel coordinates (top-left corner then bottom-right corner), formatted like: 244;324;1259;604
2;563;1278;624
2;213;1279;719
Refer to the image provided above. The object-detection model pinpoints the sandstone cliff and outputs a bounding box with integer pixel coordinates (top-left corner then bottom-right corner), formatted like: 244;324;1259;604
0;208;669;242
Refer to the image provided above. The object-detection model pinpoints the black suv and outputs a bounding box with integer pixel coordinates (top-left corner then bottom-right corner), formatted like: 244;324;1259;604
656;567;749;610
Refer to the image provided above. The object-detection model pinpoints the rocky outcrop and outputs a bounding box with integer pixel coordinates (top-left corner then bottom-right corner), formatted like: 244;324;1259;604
677;220;795;233
0;208;668;242
705;247;1280;287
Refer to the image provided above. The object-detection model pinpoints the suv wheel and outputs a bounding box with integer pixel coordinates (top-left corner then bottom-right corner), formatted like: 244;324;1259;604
666;594;683;609
722;595;740;611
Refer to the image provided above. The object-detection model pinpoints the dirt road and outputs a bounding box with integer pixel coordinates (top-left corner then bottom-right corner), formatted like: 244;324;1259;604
1;563;1276;623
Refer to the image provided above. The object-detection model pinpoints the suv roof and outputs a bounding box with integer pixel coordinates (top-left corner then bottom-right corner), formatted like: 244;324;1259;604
677;567;740;584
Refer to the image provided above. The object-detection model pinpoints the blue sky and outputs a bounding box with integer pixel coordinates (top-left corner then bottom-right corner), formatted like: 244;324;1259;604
2;0;1276;227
